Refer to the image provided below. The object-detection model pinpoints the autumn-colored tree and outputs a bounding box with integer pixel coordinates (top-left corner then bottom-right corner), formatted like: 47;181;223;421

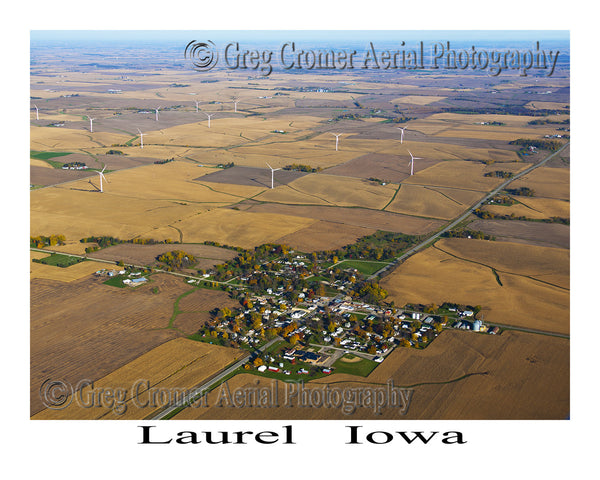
289;334;300;346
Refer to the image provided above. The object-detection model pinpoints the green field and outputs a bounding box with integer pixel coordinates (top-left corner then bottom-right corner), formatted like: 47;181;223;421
331;354;380;377
33;253;84;268
30;150;74;169
335;259;390;276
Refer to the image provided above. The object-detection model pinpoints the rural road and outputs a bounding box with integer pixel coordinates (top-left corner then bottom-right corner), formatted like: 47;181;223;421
148;336;282;420
368;141;571;280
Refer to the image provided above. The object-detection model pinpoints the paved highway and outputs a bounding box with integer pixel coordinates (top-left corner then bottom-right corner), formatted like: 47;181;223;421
368;141;570;280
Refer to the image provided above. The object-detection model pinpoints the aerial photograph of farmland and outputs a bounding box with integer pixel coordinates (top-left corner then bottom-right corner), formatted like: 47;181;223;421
30;30;570;421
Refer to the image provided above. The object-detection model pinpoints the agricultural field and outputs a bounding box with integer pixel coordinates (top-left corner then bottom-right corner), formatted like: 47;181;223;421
30;273;191;415
174;329;568;420
30;33;570;424
32;338;243;419
30;252;109;282
380;238;569;334
468;219;570;249
89;243;238;267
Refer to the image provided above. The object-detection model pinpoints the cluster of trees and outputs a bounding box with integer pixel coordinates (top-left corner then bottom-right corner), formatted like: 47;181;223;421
509;138;563;151
317;231;422;263
368;177;388;185
30;234;66;248
106;150;124;155
156;250;196;269
154;157;174;165
505;187;535;197
283;164;322;172
62;161;86;168
333;113;363;121
528;118;570;125
484;170;514;178
442;106;568;116
441;229;495;240
473;210;568;224
350;281;388;304
80;236;175;254
489;194;516;205
217;162;235;169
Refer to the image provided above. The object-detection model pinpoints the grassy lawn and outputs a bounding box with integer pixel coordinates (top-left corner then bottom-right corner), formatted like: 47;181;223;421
331;354;379;377
102;275;129;288
335;259;390;276
34;253;84;268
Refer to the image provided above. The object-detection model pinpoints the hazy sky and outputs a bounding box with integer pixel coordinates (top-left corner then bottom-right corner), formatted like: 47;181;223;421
30;30;569;45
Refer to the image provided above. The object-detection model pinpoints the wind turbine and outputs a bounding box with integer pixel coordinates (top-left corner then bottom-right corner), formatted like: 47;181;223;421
97;165;108;193
407;150;422;176
33;104;39;120
88;117;96;133
137;128;146;149
204;112;214;128
331;133;343;151
398;125;409;144
266;162;281;189
233;100;239;112
194;100;200;113
155;107;160;122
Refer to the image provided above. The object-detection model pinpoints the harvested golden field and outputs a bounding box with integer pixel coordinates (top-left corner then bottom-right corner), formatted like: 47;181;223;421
30;126;131;150
32;338;244;420
55;161;262;203
391;95;447;105
175;329;568;420
30;253;109;282
380;239;569;334
507;166;570;200
30;158;54;169
149;208;318;248
385;184;484;220
486;197;570;219
403;160;516;191
273;221;376;252
31;187;205;242
525;101;570;110
30;274;191;415
435;238;569;282
378;141;522;164
49;241;98;255
272;173;397;209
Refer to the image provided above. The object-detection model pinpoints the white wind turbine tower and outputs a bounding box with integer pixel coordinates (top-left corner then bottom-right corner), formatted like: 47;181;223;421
398;125;409;144
204;112;214;128
97;165;108;193
266;162;281;189
194;100;200;113
137;128;146;149
33;104;39;120
89;117;96;133
331;133;343;151
407;150;422;176
233;100;239;112
155;107;160;122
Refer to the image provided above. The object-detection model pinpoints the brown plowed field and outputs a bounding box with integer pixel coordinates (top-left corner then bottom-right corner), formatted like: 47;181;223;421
30;273;190;415
469;219;570;249
239;202;444;235
89;243;238;267
30;165;95;186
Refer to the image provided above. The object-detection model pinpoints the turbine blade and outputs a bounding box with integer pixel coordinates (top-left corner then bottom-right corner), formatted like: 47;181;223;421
266;162;273;170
